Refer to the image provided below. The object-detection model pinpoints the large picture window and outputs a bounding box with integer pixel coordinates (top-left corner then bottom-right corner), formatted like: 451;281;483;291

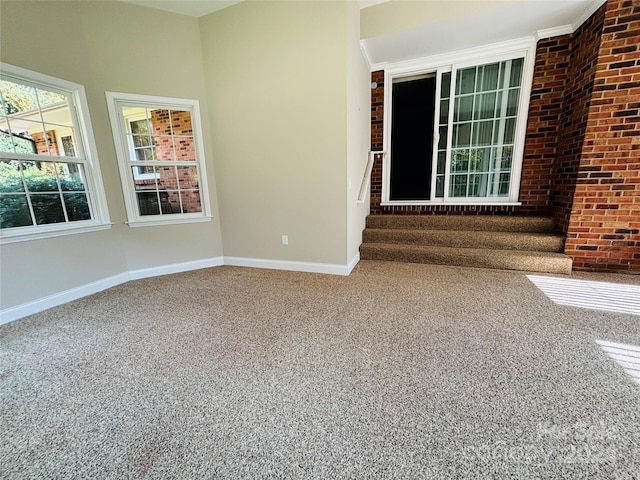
0;63;110;243
383;47;533;205
106;93;211;226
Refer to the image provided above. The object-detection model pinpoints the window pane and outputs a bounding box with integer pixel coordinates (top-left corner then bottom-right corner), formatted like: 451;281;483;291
450;174;467;197
169;110;193;136
63;193;91;221
499;173;510;195
153;136;175;161
509;58;524;87
476;92;496;119
179;190;201;213
435;175;444;197
436;151;446;175
23;162;59;192
454;95;473;122
439;99;449;124
438;125;448;150
470;148;491;172
492;146;513;171
440;72;451;99
456;67;476;95
136;191;161;216
177;166;199;190
157;165;178;190
472;120;494;147
61;135;76;157
56;163;86;191
451;149;469;172
453;123;471;147
31;193;65;224
0;194;32;227
469;173;489;196
506;89;520;117
130;118;150;134
41;104;73;129
478;63;499;92
0;79;40;114
0;160;25;192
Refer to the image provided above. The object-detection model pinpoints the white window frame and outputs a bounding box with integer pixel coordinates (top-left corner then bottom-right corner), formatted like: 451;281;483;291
123;112;160;181
381;39;536;206
0;63;111;244
105;92;212;227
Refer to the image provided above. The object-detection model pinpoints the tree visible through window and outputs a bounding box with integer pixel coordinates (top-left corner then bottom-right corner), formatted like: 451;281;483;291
0;64;109;241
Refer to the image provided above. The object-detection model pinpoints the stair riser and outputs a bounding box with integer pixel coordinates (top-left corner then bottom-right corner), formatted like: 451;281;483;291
363;230;565;252
366;215;556;233
360;245;572;275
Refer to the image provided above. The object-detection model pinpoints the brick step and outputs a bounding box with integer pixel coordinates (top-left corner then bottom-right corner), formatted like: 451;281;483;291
365;215;556;233
363;228;565;252
360;243;573;274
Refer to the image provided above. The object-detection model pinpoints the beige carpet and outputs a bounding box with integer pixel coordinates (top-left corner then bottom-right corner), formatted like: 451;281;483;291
2;261;639;478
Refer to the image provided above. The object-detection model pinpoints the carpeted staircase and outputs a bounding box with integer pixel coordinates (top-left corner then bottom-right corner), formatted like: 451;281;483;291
360;215;573;274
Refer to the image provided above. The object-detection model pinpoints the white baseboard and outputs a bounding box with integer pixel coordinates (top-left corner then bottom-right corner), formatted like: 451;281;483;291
347;252;360;274
0;272;130;326
128;257;224;280
0;255;360;325
223;256;355;276
0;256;224;326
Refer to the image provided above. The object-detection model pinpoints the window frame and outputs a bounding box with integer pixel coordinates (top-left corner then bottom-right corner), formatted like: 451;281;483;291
105;92;212;227
0;63;111;244
381;40;536;206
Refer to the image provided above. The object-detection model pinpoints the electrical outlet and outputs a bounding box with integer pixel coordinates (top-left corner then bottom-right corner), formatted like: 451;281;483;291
281;235;289;245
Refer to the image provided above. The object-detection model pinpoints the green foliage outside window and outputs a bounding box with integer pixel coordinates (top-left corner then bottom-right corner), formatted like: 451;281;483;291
0;161;90;228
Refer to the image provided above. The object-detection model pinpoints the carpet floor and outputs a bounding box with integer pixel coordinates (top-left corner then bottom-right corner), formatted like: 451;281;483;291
1;261;639;479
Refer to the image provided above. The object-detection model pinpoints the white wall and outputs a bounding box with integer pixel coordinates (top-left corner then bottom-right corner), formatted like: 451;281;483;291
360;0;522;39
347;1;372;265
199;1;350;267
1;0;372;319
0;1;223;311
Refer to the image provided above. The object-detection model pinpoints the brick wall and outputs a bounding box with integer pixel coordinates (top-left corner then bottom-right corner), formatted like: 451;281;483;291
31;130;59;156
550;7;606;234
564;0;640;272
518;35;571;214
370;70;384;212
367;0;638;271
134;109;201;214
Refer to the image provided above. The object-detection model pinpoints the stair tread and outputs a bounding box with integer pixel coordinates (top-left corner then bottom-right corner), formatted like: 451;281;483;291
364;228;563;238
361;243;570;258
360;243;572;274
365;215;557;233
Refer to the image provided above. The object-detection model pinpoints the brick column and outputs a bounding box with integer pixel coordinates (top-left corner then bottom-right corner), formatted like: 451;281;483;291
564;0;640;272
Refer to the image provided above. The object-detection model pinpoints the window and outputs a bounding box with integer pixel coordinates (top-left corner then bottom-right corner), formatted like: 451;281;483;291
106;92;211;226
383;46;533;205
0;63;110;243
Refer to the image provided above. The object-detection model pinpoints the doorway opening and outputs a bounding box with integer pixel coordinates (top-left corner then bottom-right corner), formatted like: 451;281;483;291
389;74;436;201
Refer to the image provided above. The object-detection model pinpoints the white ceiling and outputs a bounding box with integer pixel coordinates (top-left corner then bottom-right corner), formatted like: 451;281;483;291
122;0;243;17
363;0;606;67
119;0;606;68
122;0;382;17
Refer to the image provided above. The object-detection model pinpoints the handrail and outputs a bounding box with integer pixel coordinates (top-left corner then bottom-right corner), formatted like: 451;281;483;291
357;151;385;203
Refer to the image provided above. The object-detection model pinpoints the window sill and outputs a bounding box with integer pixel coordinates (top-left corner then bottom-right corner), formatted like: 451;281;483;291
126;216;212;228
0;222;113;245
381;200;522;207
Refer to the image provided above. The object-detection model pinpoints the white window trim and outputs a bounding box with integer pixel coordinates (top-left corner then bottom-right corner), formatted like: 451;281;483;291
105;92;212;226
123;111;160;181
380;38;536;206
0;63;111;244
